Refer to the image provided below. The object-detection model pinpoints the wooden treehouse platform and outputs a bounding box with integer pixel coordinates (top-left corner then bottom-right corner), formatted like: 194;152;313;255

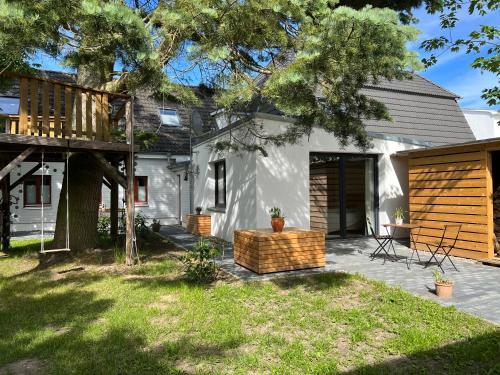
0;72;138;262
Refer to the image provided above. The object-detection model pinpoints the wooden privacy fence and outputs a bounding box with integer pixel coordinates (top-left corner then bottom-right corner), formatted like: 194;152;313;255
0;74;128;142
408;147;494;260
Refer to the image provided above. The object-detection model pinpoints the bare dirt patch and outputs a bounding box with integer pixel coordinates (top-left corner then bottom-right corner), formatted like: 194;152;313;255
0;358;45;375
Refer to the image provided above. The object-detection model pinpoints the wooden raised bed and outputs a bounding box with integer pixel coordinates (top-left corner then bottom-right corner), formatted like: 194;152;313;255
186;214;211;236
234;228;326;274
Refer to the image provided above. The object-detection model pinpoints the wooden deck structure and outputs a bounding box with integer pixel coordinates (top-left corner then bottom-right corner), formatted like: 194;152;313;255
234;228;326;274
397;138;500;260
0;72;138;263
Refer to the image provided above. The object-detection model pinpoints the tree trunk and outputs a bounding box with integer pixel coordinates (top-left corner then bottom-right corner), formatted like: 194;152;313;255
52;152;103;252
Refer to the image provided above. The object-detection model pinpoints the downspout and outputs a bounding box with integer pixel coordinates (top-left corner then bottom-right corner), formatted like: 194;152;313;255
177;174;182;225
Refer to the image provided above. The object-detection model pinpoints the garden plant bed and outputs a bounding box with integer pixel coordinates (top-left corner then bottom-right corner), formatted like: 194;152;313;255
234;228;326;274
186;214;211;236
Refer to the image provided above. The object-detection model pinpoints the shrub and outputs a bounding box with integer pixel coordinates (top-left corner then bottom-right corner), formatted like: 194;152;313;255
97;216;111;235
182;238;221;283
114;246;126;264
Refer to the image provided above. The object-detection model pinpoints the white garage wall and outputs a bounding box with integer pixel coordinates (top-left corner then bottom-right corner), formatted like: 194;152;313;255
193;116;422;242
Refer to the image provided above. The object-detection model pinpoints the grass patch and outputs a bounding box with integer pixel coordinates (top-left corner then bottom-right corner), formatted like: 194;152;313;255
8;238;54;257
0;237;498;374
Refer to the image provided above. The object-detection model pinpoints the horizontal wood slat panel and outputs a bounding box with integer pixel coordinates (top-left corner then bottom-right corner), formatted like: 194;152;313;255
409;161;484;174
409;196;487;206
413;244;489;259
411;204;487;215
410;219;488;234
410;212;488;224
415;235;487;252
186;214;211;236
415;228;489;243
409;170;486;181
409;179;486;189
410;188;486;197
409;151;484;166
234;229;325;274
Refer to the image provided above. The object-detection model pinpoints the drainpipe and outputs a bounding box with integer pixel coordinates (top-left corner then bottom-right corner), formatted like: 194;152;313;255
177;174;182;225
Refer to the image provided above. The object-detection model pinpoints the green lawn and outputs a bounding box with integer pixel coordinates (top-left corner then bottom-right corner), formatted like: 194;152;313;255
0;238;499;374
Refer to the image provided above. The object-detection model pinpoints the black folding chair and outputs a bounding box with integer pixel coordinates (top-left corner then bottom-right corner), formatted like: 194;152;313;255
367;217;397;261
407;225;422;269
424;224;461;272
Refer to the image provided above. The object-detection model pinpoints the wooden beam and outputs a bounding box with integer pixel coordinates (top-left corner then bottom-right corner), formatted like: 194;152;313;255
110;160;119;244
65;86;73;138
10;162;42;190
91;152;127;189
0;147;37;182
30;79;38;136
19;78;29;134
0;158;10;252
125;99;135;266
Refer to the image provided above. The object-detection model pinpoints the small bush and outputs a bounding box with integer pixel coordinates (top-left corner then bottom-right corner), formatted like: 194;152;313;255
97;216;111;235
182;238;221;283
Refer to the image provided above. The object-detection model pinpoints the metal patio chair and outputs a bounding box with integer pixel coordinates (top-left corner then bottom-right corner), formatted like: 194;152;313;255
367;217;397;261
424;224;462;272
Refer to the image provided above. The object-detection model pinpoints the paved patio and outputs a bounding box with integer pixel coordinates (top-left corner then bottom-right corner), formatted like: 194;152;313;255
160;225;500;325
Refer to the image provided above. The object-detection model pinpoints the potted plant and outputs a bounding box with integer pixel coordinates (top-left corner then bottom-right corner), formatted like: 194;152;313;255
394;207;405;225
151;219;161;232
269;207;285;233
433;270;454;298
195;206;202;215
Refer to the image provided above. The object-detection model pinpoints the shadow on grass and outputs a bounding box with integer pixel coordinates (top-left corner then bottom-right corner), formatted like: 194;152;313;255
271;271;354;291
342;330;500;374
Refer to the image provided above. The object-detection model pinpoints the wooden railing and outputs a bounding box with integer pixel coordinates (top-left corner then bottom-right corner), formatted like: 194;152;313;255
0;74;129;142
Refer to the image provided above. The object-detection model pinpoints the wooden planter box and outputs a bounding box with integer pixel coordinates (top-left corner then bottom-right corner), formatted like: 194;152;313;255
234;228;326;274
186;214;211;236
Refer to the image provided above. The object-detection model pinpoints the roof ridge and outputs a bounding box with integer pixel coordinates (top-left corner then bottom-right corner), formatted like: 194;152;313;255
413;73;460;98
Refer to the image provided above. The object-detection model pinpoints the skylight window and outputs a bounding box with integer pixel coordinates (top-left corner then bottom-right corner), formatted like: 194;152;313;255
159;108;180;126
0;97;20;115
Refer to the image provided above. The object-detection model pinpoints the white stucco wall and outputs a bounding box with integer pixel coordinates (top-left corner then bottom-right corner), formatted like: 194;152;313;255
463;109;500;140
10;162;64;232
193;117;422;242
100;154;191;225
12;154;191;233
192;143;257;239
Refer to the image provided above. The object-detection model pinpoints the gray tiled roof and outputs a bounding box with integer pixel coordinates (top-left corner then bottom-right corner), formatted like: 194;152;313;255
254;73;473;146
133;88;216;155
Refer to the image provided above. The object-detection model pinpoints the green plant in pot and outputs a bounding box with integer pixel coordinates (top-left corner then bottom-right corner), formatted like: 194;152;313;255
433;270;454;298
151;218;161;232
393;207;405;225
269;207;285;233
195;206;202;215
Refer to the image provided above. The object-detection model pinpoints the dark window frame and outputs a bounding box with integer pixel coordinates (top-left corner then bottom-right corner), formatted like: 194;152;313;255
214;160;226;208
23;175;51;207
134;176;148;205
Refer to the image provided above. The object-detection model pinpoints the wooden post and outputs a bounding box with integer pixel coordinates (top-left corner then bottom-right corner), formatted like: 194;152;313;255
125;99;135;266
0;158;10;252
110;160;119;244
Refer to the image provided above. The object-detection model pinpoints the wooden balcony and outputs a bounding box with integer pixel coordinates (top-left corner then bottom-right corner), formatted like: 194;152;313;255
0;73;129;144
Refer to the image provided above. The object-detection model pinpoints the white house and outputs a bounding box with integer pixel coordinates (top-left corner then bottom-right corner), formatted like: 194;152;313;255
192;75;475;242
462;109;500;140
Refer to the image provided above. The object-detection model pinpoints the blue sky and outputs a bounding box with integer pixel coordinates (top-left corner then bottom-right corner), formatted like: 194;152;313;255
33;5;499;110
409;6;499;109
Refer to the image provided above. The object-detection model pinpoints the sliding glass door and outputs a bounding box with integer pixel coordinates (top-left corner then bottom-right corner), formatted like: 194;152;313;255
310;153;378;238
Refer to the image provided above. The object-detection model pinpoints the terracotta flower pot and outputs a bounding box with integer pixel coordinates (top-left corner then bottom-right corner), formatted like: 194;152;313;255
435;282;454;298
196;208;202;215
271;217;285;232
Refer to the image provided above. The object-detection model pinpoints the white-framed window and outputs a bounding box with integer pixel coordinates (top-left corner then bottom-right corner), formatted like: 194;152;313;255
159;108;180;126
0;96;20;115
